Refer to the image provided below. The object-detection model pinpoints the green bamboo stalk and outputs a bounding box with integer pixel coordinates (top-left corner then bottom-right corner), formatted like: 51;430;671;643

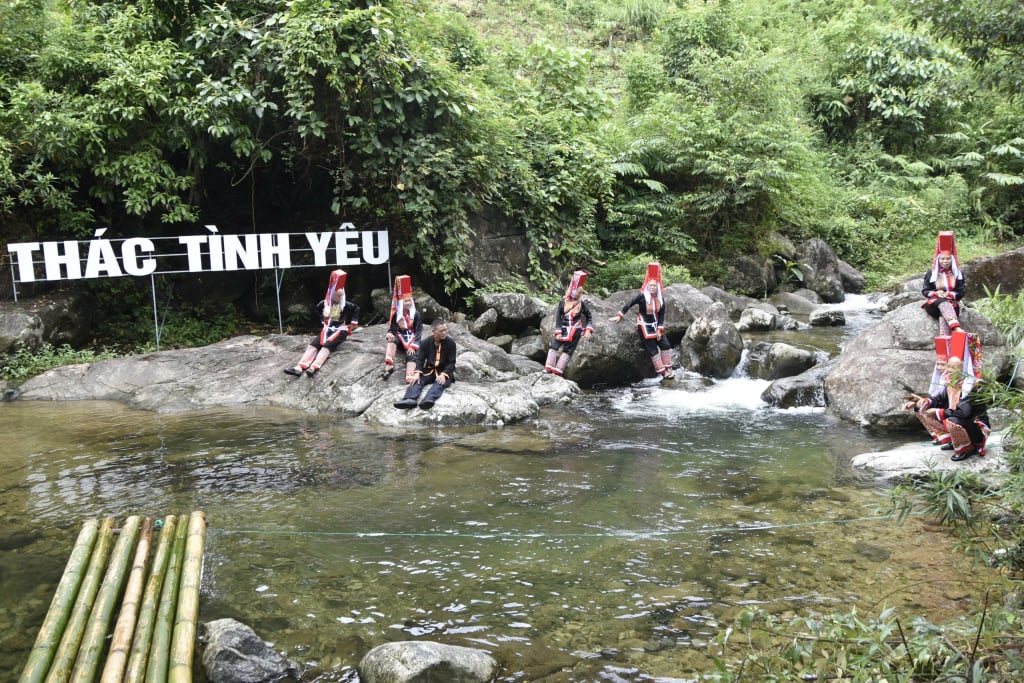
124;515;177;683
168;511;206;683
100;517;154;683
69;515;142;683
145;515;189;683
44;517;116;683
18;519;100;683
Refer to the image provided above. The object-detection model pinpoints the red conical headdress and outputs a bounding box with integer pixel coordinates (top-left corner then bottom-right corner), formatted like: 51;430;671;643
930;231;962;282
641;262;663;292
324;269;347;310
390;274;416;324
566;270;587;300
933;329;982;396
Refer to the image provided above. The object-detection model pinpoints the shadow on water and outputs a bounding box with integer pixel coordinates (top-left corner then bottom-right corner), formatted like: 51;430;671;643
0;297;985;680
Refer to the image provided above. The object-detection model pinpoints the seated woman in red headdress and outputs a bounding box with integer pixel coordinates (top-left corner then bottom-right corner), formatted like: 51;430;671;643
609;262;674;380
284;269;360;377
544;271;594;377
905;331;989;462
922;231;966;335
382;275;423;382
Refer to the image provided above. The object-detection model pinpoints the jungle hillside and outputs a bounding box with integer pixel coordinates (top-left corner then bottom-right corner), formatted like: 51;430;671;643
1;0;1023;336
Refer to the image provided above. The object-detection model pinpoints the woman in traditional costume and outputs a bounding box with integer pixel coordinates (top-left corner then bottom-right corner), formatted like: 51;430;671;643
284;269;360;377
906;330;988;462
544;271;594;377
383;275;422;381
610;262;674;380
922;231;966;335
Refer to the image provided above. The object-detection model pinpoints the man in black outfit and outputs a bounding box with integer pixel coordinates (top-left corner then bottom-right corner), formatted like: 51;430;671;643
394;320;456;410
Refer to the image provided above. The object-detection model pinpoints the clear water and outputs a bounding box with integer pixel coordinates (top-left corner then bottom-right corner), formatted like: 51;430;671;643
0;297;978;681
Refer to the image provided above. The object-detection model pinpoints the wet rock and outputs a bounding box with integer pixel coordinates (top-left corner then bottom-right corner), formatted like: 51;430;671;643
359;641;498;683
678;303;744;379
0;530;41;551
853;541;891;562
200;618;299;683
808;307;845;327
838;260;866;294
746;342;818;381
851;432;1009;482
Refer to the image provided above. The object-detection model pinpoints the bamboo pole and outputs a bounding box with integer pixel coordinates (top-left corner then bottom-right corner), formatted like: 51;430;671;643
100;517;154;683
44;517;116;683
168;511;206;683
145;515;189;683
18;519;100;683
124;515;177;683
69;515;143;683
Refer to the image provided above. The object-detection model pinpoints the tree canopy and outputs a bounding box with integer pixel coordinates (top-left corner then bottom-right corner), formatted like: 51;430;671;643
1;0;1022;297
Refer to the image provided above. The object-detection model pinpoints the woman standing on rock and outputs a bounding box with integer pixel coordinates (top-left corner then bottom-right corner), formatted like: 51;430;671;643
544;271;594;377
284;269;360;377
922;231;966;335
609;262;674;380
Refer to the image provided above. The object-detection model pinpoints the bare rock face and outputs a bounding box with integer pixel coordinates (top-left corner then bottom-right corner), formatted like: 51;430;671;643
14;323;579;426
823;304;1011;430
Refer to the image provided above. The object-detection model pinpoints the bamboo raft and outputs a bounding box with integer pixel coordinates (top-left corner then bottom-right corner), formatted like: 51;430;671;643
19;512;207;683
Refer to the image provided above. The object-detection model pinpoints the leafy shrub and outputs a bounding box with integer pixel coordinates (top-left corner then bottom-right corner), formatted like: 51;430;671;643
586;252;693;297
972;286;1024;350
1;343;118;381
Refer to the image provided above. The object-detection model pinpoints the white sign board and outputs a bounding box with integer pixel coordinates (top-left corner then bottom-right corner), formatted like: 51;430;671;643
7;224;389;283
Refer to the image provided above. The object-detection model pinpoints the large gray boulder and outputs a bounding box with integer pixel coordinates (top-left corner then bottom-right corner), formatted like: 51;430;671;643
359;641;498;683
14;323;579;426
746;341;819;381
761;361;833;408
472;292;549;334
797;238;845;303
962;246;1024;300
823;303;1012;430
539;286;713;386
677;302;744;379
0;291;93;354
700;285;756;321
723;253;777;297
838;259;866;294
201;618;298;683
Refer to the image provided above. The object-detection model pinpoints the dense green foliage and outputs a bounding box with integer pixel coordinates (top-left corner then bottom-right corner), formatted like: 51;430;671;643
0;342;117;380
2;0;1022;308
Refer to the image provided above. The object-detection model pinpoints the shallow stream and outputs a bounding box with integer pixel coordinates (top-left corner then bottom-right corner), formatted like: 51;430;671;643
0;297;992;681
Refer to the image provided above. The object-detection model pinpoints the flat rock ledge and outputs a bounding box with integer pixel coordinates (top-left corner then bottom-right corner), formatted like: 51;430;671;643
14;329;580;426
852;432;1009;483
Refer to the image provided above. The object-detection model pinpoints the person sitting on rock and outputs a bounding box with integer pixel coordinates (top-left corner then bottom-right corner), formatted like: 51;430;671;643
383;274;422;381
922;230;966;335
284;269;360;377
609;262;674;380
544;270;593;377
394;320;456;410
907;334;989;462
904;338;954;446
